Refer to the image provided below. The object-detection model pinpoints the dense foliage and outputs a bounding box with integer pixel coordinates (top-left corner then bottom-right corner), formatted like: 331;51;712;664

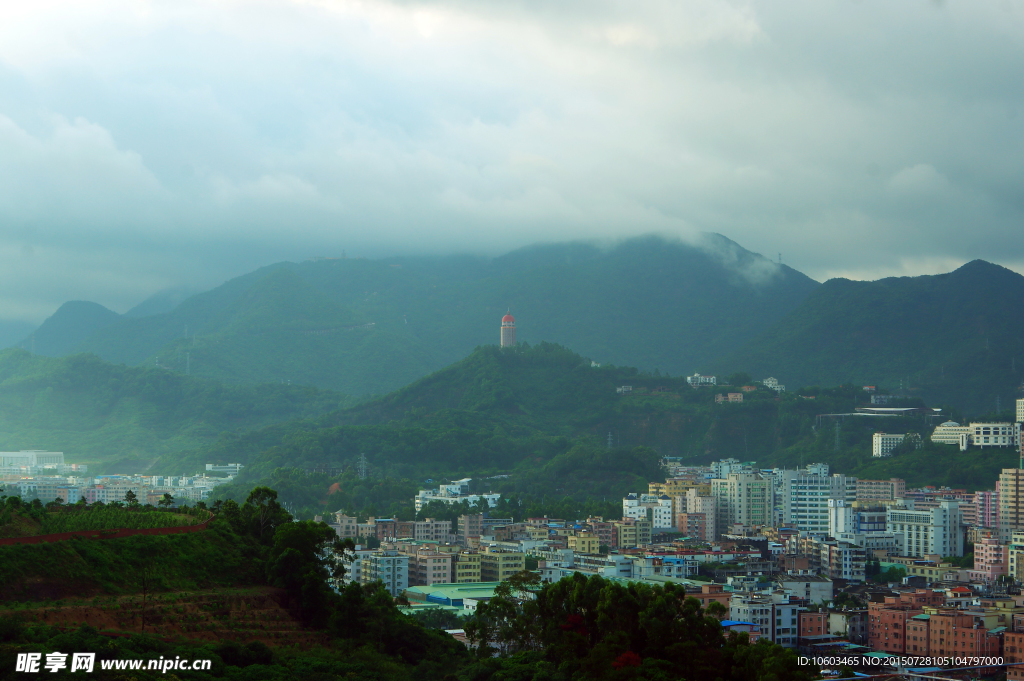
0;485;816;680
460;573;812;681
195;343;1008;519
27;235;817;397
716;259;1024;412
0;349;350;472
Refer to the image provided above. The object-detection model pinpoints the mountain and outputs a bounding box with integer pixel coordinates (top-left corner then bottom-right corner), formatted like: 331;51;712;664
18;301;121;356
715;260;1024;412
30;234;819;397
0;348;350;472
123;285;195;318
202;342;1007;522
0;320;36;351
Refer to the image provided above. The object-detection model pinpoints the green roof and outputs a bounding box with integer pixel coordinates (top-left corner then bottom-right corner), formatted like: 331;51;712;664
404;582;503;602
912;614;930;620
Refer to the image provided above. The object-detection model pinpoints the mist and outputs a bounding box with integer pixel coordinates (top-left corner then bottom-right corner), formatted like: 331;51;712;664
1;0;1022;322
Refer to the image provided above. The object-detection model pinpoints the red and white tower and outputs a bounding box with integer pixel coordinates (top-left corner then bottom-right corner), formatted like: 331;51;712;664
500;310;516;347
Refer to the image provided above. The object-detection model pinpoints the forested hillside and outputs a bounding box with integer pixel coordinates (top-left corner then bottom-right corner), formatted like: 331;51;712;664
202;342;1007;520
717;260;1024;412
0;349;349;471
19;234;818;396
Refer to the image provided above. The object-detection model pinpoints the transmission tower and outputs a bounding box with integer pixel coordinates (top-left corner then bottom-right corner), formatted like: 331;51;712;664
607;432;613;449
356;453;368;480
834;420;840;452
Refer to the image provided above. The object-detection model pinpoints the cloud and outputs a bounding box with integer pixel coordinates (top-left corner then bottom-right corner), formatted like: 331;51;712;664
0;0;1022;321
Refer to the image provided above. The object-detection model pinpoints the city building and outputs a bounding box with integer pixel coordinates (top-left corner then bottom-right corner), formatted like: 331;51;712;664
819;540;866;583
1011;531;1024;583
414;479;500;512
967;422;1021;450
480;547;525;582
685;489;717;541
872;432;920;458
360;550;409;597
676;513;707;541
999;468;1024;543
827;500;898;553
500;311;516;347
409;550;454;587
856;478;906;502
976;490;999;529
614;518;652;548
867;590;944;654
622;493;673;529
711;472;773;537
886;500;964;558
762;377;785;393
686;373;717;386
779;471;856;534
453;551;482;583
969;536;1009;584
0;450;64;467
930;421;970;446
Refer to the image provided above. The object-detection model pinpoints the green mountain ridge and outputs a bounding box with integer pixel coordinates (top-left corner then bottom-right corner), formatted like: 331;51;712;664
716;259;1024;412
20;234;819;397
0;349;351;471
201;342;1008;521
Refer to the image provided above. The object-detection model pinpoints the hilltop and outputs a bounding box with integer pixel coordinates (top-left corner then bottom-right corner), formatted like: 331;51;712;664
19;234;818;396
199;343;1002;520
716;260;1024;412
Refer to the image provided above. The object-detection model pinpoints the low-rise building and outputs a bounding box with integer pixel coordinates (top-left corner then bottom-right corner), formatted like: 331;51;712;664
360;550;409;597
872;432;920;458
453;551;482;583
480;547;525;582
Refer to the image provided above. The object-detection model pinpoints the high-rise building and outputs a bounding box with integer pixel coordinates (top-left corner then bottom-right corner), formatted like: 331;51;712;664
975;489;999;528
500;311;516;347
1017;398;1024;424
999;468;1024;543
711;472;773;536
886;500;963;558
779;471;857;534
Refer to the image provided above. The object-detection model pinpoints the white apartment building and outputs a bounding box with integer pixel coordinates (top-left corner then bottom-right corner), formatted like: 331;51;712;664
827;499;899;552
966;422;1021;450
686;373;717;386
872;432;920;458
622;493;674;529
886;500;963;558
0;451;64;467
711;458;752;479
729;595;773;640
730;592;805;648
930;421;970;446
762;377;785;393
779;472;856;534
711;472;773;536
414;478;501;512
359;550;409;597
1018;398;1024;425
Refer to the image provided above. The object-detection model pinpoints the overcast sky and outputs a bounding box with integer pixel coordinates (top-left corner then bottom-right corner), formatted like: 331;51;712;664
1;0;1022;322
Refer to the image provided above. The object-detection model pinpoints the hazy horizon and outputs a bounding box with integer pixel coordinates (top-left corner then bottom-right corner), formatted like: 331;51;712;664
2;1;1022;323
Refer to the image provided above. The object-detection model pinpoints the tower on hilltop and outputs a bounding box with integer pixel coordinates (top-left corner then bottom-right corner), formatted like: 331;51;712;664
500;310;516;347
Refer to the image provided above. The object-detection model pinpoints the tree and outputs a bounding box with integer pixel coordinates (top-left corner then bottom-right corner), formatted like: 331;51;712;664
158;493;174;509
727;372;753;387
124;490;139;507
242;487;291;542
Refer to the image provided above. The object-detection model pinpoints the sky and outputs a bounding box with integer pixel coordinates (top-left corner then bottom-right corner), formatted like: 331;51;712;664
1;0;1022;323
